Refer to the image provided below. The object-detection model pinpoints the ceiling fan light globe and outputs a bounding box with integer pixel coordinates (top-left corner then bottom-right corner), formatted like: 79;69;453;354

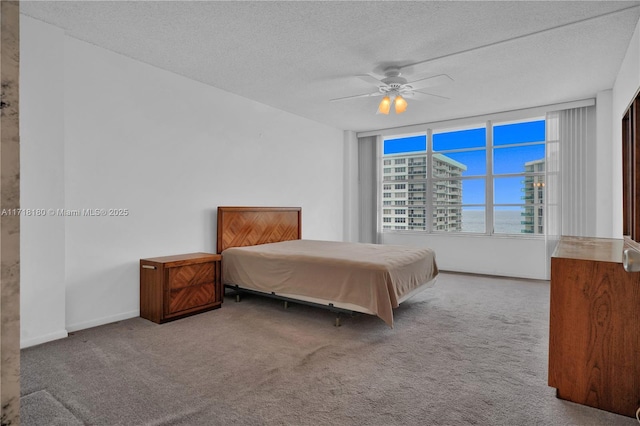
377;96;391;115
394;95;407;114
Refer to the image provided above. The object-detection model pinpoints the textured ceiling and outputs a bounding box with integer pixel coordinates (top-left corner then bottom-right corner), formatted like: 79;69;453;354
21;1;640;132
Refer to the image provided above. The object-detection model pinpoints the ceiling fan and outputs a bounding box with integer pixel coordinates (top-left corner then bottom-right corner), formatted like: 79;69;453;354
331;66;453;115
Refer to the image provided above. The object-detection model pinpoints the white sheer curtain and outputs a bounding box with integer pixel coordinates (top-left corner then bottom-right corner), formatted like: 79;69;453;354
557;106;597;237
544;105;596;274
546;105;597;238
357;135;380;243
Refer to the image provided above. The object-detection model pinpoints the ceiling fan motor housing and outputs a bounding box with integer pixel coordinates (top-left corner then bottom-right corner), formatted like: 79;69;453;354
381;76;407;87
381;67;408;93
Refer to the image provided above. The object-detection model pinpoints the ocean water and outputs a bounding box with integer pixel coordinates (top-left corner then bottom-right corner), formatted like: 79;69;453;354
462;209;530;234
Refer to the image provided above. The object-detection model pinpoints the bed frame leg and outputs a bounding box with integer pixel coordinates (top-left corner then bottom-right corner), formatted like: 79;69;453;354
235;294;241;303
284;301;289;309
335;316;341;327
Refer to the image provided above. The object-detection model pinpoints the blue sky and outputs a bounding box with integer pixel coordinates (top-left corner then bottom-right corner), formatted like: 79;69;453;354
384;120;545;205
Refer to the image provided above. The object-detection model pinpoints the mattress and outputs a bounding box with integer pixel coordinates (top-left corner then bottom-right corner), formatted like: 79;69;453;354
222;239;438;327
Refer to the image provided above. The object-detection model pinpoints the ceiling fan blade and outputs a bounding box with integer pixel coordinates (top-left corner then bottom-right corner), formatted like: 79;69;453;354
406;74;453;91
356;74;386;87
411;90;450;101
329;92;382;102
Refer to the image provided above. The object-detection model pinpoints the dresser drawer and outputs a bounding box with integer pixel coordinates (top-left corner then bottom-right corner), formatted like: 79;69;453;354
167;262;214;290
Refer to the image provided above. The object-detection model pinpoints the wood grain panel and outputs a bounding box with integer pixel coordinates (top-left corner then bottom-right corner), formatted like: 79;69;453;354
622;95;640;242
168;283;216;315
549;238;640;418
217;207;301;253
142;252;220;267
167;262;214;290
629;98;640;242
140;260;164;324
623;109;632;236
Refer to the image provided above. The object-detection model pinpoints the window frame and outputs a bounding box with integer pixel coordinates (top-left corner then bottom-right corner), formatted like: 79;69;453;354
379;117;547;237
491;118;546;235
432;124;487;234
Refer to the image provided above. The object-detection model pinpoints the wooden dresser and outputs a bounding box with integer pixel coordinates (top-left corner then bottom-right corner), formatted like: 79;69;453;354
549;236;640;418
140;252;222;323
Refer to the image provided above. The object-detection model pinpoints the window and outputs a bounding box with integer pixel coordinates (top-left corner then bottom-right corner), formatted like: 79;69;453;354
433;127;485;232
380;118;546;235
493;119;546;234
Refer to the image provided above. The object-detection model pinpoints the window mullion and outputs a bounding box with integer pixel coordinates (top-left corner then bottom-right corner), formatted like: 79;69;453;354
486;120;494;235
426;128;434;233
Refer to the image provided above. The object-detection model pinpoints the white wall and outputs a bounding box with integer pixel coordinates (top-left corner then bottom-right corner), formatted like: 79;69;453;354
343;131;359;242
595;90;613;238
382;233;548;280
612;16;640;238
20;17;68;347
21;17;344;346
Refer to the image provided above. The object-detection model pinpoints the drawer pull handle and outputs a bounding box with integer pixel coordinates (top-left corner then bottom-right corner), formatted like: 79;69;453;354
623;248;640;272
142;265;156;270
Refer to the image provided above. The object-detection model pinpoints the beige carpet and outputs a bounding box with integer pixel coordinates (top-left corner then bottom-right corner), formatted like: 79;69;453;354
21;272;637;425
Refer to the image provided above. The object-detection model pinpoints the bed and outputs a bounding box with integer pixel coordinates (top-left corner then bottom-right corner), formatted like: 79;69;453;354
217;206;438;327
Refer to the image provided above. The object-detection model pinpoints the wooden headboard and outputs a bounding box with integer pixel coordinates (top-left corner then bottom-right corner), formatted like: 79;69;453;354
216;206;302;253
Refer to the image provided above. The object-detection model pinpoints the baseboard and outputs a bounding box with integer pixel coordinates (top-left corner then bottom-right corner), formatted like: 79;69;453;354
438;268;549;282
66;310;139;333
21;329;69;349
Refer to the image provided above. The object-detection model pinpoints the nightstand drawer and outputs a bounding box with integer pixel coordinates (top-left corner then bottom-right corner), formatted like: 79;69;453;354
168;282;216;315
167;262;214;290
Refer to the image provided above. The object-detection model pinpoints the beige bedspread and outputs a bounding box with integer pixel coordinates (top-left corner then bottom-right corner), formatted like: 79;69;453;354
222;239;438;327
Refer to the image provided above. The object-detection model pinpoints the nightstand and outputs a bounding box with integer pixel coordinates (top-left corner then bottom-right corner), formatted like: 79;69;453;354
140;252;222;323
